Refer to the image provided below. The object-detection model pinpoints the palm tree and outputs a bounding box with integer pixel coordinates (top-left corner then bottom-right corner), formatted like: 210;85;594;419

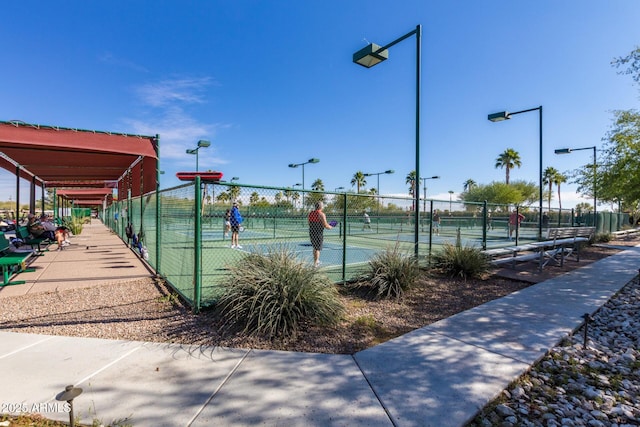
405;170;417;196
495;148;522;185
217;191;230;203
228;186;241;203
311;179;324;191
463;179;476;193
351;171;367;193
542;167;560;211
249;192;259;205
554;172;567;212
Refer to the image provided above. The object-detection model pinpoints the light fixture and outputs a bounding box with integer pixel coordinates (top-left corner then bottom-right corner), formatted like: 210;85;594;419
488;106;543;239
353;25;422;257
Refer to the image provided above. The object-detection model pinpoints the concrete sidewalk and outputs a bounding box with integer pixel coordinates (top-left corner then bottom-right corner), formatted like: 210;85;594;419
1;222;639;426
0;220;153;298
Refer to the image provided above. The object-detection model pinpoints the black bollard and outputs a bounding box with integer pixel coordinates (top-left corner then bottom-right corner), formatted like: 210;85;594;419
581;313;592;349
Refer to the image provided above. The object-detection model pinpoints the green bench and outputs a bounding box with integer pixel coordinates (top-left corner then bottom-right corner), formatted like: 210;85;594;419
16;226;52;252
0;232;35;286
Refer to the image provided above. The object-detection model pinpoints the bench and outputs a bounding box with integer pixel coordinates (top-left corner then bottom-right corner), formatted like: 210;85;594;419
16;225;52;253
543;226;595;265
0;232;35;286
488;244;540;268
487;226;596;271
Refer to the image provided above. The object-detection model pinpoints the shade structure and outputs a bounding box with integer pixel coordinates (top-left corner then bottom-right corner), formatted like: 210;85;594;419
55;188;114;207
0;120;159;202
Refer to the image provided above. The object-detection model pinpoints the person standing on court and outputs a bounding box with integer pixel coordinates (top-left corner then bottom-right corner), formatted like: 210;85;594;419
230;201;243;249
308;201;333;267
362;211;371;230
508;208;525;240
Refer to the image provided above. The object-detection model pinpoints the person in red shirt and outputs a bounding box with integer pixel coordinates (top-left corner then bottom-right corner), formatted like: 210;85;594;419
508;209;525;240
308;201;333;267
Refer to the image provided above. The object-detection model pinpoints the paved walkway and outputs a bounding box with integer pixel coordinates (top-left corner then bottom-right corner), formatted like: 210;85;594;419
1;221;639;426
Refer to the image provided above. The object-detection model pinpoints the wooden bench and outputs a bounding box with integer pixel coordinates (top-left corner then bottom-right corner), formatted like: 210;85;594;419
16;225;52;253
0;232;35;286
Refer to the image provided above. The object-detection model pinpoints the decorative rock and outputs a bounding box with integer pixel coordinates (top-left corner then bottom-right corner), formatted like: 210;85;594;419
469;277;640;427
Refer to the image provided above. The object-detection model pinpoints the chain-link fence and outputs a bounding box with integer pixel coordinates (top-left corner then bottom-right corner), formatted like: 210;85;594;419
102;180;630;312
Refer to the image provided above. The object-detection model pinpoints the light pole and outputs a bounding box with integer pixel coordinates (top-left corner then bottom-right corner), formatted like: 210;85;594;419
353;24;422;257
363;169;394;197
448;190;454;213
230;176;240;183
292;183;302;208
420;175;440;213
555;146;597;228
488;106;543;239
186;140;211;172
334;186;345;192
289;158;319;207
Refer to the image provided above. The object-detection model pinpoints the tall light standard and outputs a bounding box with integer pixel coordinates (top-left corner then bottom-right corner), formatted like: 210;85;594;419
353;24;422;257
230;176;240;183
420;175;440;213
334;186;345;192
289;158;319;207
448;190;454;213
363;170;395;197
555;146;597;227
488;106;543;239
186;140;211;172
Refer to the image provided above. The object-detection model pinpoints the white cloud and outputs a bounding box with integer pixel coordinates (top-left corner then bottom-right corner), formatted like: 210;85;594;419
121;77;231;169
135;77;216;107
98;52;149;73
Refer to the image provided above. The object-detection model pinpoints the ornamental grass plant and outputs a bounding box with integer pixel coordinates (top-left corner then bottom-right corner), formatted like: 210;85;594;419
357;244;420;300
215;247;345;339
432;242;490;280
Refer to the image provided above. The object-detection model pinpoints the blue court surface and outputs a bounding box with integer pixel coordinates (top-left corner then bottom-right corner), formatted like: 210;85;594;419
238;240;379;267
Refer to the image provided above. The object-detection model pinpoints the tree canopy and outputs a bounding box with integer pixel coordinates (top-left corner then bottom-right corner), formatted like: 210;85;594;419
459;180;538;207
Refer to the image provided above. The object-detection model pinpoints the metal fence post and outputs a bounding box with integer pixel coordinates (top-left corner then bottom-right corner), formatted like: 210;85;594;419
194;177;202;314
482;200;487;250
341;193;347;283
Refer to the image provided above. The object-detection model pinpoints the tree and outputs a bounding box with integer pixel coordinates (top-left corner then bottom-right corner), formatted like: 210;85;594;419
463;179;476;193
311;179;324;192
351;172;366;193
460;180;538;207
495;148;522;185
612;46;640;84
249;192;259;205
575;202;593;213
228;185;241;203
542;167;560;211
405;170;416;196
554;172;567;212
578;109;640;221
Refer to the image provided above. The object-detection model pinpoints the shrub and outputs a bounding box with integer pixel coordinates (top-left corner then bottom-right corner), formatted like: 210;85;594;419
595;232;612;243
67;217;85;235
432;243;489;279
216;248;344;339
360;245;420;300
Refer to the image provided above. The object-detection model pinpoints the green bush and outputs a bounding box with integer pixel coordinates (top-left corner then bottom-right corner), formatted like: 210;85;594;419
595;232;612;243
67;217;85;235
359;245;419;300
216;248;344;339
432;243;490;280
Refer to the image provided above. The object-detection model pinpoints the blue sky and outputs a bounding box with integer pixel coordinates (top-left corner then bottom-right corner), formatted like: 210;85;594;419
1;1;639;209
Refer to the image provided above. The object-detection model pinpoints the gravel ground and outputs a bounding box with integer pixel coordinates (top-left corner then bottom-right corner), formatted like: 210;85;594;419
0;238;633;355
468;275;640;426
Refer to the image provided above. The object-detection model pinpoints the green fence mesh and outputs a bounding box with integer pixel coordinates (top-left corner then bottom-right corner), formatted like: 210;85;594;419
105;181;630;311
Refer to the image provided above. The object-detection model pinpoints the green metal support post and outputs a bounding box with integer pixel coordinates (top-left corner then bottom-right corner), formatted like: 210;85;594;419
194;176;202;314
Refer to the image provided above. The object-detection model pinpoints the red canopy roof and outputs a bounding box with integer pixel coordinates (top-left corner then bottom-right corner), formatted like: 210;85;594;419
0;120;158;201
